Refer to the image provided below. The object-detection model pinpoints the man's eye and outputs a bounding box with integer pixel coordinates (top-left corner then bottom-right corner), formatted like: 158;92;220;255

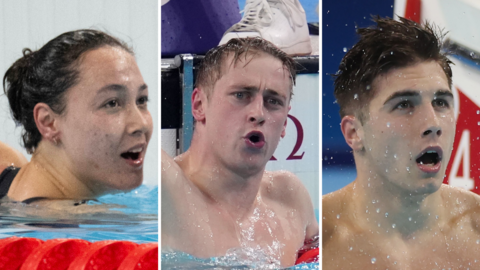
267;98;282;106
433;99;449;108
234;92;246;99
395;100;412;110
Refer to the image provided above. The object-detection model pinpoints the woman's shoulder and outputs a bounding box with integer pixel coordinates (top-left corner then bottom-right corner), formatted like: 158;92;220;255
0;141;27;172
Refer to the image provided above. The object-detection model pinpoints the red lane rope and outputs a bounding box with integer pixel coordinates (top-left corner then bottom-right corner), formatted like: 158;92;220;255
0;237;158;270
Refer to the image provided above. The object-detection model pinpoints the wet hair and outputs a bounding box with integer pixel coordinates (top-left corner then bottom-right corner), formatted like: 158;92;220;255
334;16;453;122
195;37;297;99
3;29;133;153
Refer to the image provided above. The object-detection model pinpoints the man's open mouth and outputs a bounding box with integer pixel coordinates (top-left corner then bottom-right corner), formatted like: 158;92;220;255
415;147;443;173
245;131;265;149
416;149;442;166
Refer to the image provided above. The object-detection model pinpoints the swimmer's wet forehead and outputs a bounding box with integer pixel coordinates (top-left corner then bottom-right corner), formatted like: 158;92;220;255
220;52;294;92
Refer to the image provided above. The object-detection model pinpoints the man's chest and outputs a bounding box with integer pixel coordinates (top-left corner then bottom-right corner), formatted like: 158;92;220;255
324;227;480;269
165;197;305;264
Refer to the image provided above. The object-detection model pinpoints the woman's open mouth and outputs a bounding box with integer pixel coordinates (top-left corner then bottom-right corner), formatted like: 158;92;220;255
121;146;145;167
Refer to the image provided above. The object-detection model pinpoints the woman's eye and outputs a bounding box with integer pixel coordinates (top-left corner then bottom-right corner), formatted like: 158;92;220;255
105;99;119;108
138;96;149;105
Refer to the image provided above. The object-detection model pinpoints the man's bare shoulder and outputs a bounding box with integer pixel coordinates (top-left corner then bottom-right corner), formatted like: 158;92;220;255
161;150;188;188
0;141;28;172
322;183;357;246
261;170;309;206
439;184;480;229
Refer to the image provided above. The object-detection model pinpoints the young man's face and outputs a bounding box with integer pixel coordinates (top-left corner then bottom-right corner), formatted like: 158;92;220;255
359;60;455;194
202;52;291;174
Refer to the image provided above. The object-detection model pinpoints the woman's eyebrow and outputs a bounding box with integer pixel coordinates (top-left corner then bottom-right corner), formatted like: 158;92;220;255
97;83;148;94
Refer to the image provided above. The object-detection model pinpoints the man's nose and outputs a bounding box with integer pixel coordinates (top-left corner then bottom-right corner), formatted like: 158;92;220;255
248;96;265;125
420;105;442;138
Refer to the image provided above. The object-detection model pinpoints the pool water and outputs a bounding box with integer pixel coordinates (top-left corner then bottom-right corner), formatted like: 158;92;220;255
0;185;158;243
161;250;319;269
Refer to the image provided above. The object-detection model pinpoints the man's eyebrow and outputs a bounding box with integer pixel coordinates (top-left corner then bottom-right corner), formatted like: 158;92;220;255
264;89;287;99
434;90;453;99
383;90;420;105
241;86;259;93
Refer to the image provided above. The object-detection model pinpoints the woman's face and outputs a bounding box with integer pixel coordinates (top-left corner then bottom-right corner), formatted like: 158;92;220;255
57;46;153;193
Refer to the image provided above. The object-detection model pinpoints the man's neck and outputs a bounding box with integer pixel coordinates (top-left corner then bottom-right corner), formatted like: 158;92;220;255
177;145;266;220
350;171;445;238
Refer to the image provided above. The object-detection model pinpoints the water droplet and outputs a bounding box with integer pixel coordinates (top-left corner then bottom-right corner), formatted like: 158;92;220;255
371;258;376;264
343;47;347;52
406;167;410;172
349;246;353;251
354;93;358;100
392;223;396;228
385;212;389;217
376;208;380;213
386;122;391;127
366;85;371;90
408;217;412;221
436;215;439;220
476;239;480;244
336;214;340;219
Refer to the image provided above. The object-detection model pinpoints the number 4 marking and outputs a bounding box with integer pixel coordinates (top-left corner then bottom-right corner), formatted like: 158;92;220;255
449;130;474;190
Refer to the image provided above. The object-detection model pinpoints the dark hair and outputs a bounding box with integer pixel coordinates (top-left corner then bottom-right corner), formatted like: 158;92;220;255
196;37;297;99
3;29;133;153
334;16;453;121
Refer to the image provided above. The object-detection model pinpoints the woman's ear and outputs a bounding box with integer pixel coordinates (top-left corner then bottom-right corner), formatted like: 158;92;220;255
341;115;364;152
33;103;60;144
192;87;207;122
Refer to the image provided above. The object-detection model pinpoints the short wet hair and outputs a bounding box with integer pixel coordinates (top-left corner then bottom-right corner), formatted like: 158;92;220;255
195;37;297;100
3;29;133;153
334;16;453;122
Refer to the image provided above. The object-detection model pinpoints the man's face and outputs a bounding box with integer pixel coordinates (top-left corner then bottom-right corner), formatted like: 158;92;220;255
359;60;455;194
202;52;291;174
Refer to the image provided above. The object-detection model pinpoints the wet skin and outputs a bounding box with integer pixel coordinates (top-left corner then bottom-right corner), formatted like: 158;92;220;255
323;61;480;269
7;46;153;201
162;52;318;267
57;46;153;192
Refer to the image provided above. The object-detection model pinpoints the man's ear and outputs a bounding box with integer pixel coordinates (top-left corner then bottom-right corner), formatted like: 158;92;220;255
192;87;207;122
33;103;60;143
341;115;364;152
280;105;291;138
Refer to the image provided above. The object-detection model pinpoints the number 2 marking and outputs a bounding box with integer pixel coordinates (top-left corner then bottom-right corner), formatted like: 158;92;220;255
270;114;305;161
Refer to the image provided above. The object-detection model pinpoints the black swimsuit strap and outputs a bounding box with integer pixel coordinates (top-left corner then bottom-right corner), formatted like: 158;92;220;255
0;166;20;199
